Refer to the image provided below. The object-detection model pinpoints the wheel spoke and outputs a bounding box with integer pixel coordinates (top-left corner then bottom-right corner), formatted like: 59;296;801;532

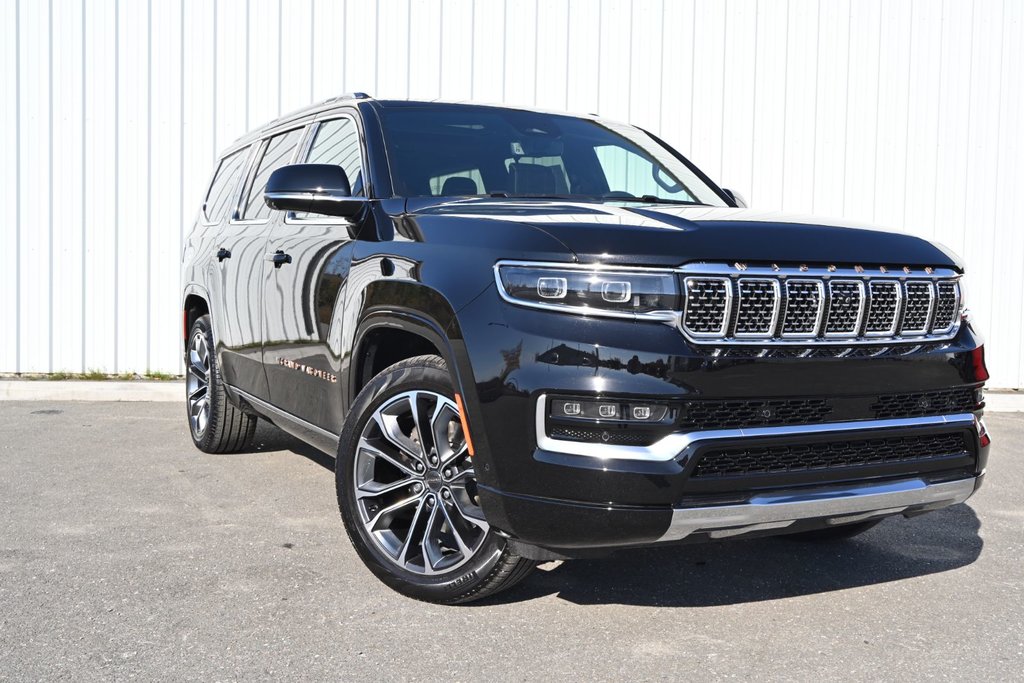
366;494;420;532
421;502;444;574
188;385;207;402
372;409;425;464
409;391;436;459
396;497;429;566
449;488;489;530
438;498;472;556
357;442;418;478
355;475;416;500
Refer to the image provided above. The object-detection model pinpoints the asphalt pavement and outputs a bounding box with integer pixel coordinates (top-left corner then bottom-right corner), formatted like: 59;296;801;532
1;401;1021;681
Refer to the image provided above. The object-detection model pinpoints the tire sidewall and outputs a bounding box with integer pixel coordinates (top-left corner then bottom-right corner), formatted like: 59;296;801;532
186;315;222;451
336;357;507;603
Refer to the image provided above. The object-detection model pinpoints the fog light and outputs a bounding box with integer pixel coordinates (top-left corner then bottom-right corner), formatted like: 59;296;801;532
632;405;652;420
598;404;618;418
562;401;581;416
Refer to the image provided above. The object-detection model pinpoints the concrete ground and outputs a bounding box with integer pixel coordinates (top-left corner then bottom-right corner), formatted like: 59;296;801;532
0;402;1021;682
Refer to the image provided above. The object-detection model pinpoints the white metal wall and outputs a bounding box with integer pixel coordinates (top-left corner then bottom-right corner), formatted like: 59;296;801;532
1;0;1022;387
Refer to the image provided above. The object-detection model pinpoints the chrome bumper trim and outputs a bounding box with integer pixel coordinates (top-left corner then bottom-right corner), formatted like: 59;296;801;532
658;476;978;542
536;396;977;462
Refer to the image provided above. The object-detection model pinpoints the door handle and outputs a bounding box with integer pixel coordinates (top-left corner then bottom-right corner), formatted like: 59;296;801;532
266;250;292;268
216;248;231;262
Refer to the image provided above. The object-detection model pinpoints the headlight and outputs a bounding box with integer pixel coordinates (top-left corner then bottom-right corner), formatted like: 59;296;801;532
495;261;680;320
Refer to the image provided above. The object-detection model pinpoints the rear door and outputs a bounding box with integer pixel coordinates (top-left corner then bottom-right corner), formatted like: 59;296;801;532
215;127;306;401
261;113;366;431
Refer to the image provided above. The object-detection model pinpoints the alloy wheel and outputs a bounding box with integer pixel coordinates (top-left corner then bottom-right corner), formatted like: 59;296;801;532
186;330;211;437
353;390;489;576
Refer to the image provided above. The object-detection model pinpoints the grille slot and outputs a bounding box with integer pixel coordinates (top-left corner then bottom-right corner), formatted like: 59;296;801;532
932;281;960;333
902;281;935;335
693;432;970;479
865;281;901;335
781;280;824;337
682;277;731;337
824;280;865;337
734;279;780;337
548;425;658;446
871;387;977;419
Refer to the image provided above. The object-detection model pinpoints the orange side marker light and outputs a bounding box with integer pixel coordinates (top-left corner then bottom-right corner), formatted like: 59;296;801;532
454;393;476;457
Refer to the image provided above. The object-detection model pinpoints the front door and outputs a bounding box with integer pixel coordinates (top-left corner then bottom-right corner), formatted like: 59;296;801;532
261;114;365;432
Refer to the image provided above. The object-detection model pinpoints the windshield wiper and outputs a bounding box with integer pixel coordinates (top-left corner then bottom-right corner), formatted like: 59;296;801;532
610;194;710;206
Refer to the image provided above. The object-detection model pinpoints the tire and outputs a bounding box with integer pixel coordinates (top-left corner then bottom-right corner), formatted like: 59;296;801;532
185;314;257;453
336;354;535;604
782;518;882;542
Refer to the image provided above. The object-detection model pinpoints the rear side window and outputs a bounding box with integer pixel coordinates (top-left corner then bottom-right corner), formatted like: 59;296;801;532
240;128;305;221
203;147;250;223
305;117;364;196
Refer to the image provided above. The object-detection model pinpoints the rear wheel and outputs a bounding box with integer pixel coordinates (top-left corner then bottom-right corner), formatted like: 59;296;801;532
336;355;535;604
185;314;257;453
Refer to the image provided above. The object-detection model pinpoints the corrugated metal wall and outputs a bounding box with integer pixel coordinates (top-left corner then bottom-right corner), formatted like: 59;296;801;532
1;0;1022;387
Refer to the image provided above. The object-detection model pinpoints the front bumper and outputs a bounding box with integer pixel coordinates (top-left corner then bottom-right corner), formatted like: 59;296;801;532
458;290;989;554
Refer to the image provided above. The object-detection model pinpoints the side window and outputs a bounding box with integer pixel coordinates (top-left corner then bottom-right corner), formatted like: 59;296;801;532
203;147;250;223
305;117;364;196
594;144;695;201
240;128;304;221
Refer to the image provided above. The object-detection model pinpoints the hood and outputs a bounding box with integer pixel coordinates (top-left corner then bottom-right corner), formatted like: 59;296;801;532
405;198;963;270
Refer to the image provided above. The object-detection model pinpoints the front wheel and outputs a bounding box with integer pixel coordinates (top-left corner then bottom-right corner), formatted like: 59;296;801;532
336;355;535;604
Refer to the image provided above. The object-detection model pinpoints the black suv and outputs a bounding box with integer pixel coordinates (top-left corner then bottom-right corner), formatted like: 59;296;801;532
182;95;990;604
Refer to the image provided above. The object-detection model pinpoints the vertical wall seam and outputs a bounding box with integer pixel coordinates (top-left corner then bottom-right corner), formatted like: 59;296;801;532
688;1;695;152
81;0;87;371
719;1;728;179
809;1;820;213
213;0;217;162
959;2;975;257
146;0;152;371
438;0;444;97
594;0;600;112
930;0;946;235
14;0;20;373
840;2;852;214
277;0;282;115
900;0;916;229
245;0;250;130
309;0;314;101
987;1;1006;349
749;0;758;204
563;0;570;111
114;0;120;372
869;1;882;222
405;0;411;97
48;0;54;372
179;0;185;375
374;0;380;96
532;0;539;106
779;0;789;208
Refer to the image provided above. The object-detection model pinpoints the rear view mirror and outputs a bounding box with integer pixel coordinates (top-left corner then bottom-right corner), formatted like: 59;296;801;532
264;164;366;219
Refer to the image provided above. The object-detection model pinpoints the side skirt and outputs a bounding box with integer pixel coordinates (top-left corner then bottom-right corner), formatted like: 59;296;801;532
227;384;341;456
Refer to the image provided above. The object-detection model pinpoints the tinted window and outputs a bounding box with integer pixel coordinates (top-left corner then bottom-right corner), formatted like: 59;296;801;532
378;105;726;205
203;147;249;222
305;117;364;196
241;128;304;221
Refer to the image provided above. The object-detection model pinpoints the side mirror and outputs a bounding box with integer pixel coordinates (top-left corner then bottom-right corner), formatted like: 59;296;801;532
722;188;748;208
264;164;366;219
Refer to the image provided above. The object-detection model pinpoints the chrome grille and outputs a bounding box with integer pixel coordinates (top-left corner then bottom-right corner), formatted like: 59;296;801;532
902;281;934;335
865;281;901;335
682;277;731;336
932;282;960;333
824;281;865;337
677;265;961;345
734;279;780;336
781;280;823;337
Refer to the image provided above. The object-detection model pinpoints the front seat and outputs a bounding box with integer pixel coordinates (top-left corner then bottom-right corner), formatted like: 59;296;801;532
508;162;558;195
441;176;479;196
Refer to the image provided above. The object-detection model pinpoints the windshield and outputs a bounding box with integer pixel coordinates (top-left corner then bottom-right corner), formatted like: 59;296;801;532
378;104;728;206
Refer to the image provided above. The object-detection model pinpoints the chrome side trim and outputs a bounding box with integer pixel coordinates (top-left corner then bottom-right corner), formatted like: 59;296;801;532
658;476;977;542
535;395;976;462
